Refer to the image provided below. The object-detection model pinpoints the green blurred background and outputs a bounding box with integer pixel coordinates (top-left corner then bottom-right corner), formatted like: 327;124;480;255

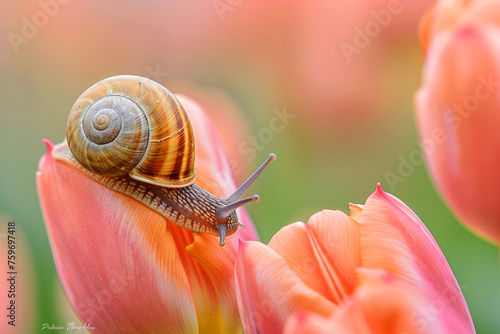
0;0;499;333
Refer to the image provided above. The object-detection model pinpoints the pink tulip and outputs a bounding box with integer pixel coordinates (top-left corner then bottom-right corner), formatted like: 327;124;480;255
415;24;500;243
420;0;500;51
37;95;259;333
235;185;474;333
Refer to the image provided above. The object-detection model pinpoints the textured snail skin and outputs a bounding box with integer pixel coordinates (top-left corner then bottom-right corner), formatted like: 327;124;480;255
52;142;239;240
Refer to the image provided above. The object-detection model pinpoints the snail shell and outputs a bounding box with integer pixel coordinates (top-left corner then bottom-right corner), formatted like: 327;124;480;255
66;75;195;188
56;75;276;246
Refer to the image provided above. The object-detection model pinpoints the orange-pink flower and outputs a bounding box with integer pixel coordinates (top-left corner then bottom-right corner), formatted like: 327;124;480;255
420;0;500;51
37;95;258;333
415;19;500;243
234;185;474;333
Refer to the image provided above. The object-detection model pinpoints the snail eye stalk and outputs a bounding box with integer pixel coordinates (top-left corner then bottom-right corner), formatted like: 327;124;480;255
215;153;277;221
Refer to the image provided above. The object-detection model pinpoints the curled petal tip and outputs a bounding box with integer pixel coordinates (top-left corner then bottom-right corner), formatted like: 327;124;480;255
42;139;54;154
375;183;385;195
38;139;56;172
349;203;364;217
238;238;250;249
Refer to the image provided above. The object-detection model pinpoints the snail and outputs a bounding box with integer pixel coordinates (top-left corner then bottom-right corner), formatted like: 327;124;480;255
53;75;276;246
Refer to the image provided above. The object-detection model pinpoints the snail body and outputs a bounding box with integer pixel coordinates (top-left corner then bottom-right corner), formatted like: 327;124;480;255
55;75;275;246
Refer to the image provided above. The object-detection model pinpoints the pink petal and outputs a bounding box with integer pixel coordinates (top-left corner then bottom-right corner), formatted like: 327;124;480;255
348;203;364;218
355;184;474;333
416;25;500;244
420;0;500;50
282;309;332;334
285;269;470;334
37;143;198;333
268;211;360;305
185;235;242;333
235;240;336;334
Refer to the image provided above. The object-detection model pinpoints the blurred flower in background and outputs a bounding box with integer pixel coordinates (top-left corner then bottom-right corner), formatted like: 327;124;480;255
37;96;257;333
420;0;500;50
3;0;434;133
415;0;500;244
235;185;474;334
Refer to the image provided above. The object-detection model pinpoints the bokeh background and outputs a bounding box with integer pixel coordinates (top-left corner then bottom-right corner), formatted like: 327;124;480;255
0;0;499;333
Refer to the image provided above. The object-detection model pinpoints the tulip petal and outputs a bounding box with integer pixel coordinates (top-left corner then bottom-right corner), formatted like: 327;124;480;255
268;211;360;305
349;203;364;218
306;210;361;294
420;0;467;50
420;0;500;50
38;142;199;333
355;184;474;333
282;309;332;334
235;240;336;334
285;268;469;334
185;234;242;333
416;25;500;244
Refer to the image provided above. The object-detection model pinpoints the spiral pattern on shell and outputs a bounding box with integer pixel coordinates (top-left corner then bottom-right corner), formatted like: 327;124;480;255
66;75;195;188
